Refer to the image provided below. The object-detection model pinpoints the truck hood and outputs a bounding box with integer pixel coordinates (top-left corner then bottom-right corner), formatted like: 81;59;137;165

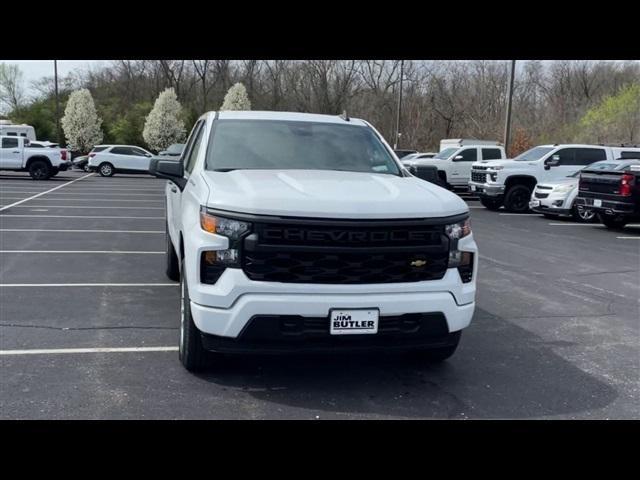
201;169;468;219
472;159;533;169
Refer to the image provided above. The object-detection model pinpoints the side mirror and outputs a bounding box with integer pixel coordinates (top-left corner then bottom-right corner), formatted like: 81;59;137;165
544;155;560;170
145;153;152;157
150;159;186;189
453;155;464;161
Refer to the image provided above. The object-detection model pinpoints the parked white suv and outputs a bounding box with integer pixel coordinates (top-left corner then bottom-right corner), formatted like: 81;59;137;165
469;144;640;212
408;140;505;189
0;136;71;179
530;160;640;222
88;144;154;177
151;111;478;371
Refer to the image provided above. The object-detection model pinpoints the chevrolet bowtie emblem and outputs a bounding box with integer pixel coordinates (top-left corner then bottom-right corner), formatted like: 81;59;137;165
410;259;427;267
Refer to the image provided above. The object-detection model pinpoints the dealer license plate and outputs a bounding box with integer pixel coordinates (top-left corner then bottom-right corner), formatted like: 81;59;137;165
330;309;379;335
593;199;602;207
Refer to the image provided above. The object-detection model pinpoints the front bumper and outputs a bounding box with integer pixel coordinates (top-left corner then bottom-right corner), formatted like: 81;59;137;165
468;181;504;198
529;192;573;216
199;314;461;354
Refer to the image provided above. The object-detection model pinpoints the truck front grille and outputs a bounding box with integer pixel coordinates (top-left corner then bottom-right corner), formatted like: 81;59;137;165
242;220;451;284
471;171;487;183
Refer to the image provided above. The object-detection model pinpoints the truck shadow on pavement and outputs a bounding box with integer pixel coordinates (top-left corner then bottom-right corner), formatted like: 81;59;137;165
194;308;618;419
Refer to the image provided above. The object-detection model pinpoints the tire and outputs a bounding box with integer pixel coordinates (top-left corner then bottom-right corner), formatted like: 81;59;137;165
600;214;627;230
503;184;532;213
28;160;52;180
83;164;91;172
166;223;180;281
480;198;502;211
409;331;461;363
98;162;114;177
573;205;597;223
179;265;210;372
49;168;59;177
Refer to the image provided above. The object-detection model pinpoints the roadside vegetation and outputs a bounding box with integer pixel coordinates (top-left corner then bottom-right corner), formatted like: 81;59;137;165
1;60;638;155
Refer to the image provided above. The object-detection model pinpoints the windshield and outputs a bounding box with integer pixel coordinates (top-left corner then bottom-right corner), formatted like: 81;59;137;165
205;120;401;176
434;147;458;160
515;146;554;161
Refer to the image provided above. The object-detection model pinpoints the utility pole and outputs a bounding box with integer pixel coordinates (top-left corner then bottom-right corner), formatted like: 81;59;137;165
54;60;62;145
503;60;516;155
394;59;404;149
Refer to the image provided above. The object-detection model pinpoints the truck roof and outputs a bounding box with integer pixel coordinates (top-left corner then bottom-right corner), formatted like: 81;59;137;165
539;144;640;150
205;110;369;127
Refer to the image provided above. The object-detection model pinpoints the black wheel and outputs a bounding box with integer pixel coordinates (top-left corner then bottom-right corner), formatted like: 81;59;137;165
98;162;114;177
600;214;627;230
480;198;502;211
503;184;532;213
166;223;180;281
573;205;597;223
28;160;52;180
179;265;210;372
83;164;91;172
49;168;59;177
408;331;461;363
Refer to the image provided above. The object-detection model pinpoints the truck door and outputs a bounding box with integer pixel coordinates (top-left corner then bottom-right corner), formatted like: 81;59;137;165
0;137;23;169
450;147;478;186
167;120;206;247
543;147;607;182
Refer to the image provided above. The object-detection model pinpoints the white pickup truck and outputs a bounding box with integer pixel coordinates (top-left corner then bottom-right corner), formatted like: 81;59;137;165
0;135;72;179
150;111;478;372
469;144;640;212
403;139;505;189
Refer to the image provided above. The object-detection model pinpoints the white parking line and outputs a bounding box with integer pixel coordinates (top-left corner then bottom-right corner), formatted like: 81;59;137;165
0;346;178;356
0;173;93;212
617;237;640;240
0;229;163;233
499;213;543;216
0;197;163;202
548;223;640;227
0;215;165;219
1;191;164;196
0;283;178;287
0;250;163;254
10;205;164;210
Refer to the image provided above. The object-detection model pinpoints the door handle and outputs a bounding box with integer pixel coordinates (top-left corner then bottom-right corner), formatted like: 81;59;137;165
13;151;20;153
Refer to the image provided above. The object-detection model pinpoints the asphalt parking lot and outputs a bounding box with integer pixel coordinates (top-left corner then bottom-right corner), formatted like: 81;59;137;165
1;170;638;419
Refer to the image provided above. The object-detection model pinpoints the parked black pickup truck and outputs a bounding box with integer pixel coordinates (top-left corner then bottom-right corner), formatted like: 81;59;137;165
576;160;640;229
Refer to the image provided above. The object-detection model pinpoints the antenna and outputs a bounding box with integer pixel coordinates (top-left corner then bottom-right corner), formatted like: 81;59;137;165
340;110;350;122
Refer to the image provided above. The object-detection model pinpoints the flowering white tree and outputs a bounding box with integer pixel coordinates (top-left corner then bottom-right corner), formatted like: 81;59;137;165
143;88;186;151
61;88;103;153
220;82;251;110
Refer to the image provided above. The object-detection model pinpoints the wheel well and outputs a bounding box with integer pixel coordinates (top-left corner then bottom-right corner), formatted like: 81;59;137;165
437;170;447;183
25;156;52;169
505;176;537;191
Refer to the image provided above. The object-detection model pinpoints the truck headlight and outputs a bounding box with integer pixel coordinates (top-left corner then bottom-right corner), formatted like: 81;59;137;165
199;208;252;284
445;219;471;240
445;219;473;281
200;208;251;239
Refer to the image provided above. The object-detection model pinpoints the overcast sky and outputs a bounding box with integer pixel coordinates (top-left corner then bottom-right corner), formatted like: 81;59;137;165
0;60;104;95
